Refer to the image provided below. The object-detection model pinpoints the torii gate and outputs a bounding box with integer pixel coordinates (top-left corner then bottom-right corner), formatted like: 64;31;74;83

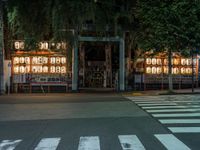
72;36;125;91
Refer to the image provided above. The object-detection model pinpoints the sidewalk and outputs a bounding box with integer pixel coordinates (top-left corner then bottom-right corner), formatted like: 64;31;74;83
124;88;200;96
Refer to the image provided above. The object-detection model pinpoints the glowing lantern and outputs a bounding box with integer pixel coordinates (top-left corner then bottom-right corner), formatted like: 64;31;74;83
32;66;38;73
25;66;30;73
43;66;48;73
56;66;61;73
181;59;186;65
50;57;56;64
157;67;162;74
19;57;25;64
156;59;162;65
152;58;157;65
61;57;66;64
13;66;19;73
61;66;66;73
173;58;179;65
19;66;25;73
164;67;168;74
13;57;19;64
186;68;192;74
164;59;168;65
39;42;48;49
186;59;192;65
43;57;48;64
181;67;186;74
32;57;38;64
14;41;20;49
146;67;152;74
152;67;157;74
50;66;56;73
56;57;61;64
25;57;30;64
173;67;179;74
146;58;151;65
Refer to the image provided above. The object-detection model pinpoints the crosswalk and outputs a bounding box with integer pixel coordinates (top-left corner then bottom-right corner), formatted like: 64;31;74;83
126;95;200;134
0;134;191;150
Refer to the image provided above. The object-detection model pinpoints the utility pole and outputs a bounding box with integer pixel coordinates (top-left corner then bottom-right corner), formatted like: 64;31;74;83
192;49;194;93
0;0;5;95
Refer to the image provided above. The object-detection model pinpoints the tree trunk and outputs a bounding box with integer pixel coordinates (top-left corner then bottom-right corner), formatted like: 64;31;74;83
168;49;173;92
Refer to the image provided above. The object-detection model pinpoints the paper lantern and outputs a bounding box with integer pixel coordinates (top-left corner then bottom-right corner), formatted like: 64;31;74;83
56;66;61;73
19;66;25;73
156;59;162;65
24;57;30;64
152;67;157;74
164;67;168;74
14;41;20;49
157;67;162;74
13;66;19;73
152;58;157;65
32;66;38;73
164;59;168;65
173;68;179;74
32;57;38;64
61;57;66;64
50;57;56;64
173;58;179;65
146;67;152;74
25;66;30;73
186;68;192;74
43;57;48;64
56;57;61;64
50;66;56;73
13;57;19;64
19;57;25;64
146;58;151;65
61;66;66;73
186;59;192;65
181;67;186;74
181;59;186;65
43;66;48;73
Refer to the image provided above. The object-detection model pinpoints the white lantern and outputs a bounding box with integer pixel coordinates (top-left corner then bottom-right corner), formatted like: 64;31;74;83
19;66;25;73
156;59;162;65
61;57;66;64
13;66;19;73
37;57;43;64
43;57;48;64
19;57;25;64
152;58;157;65
37;66;43;73
146;58;151;65
32;66;38;73
186;59;192;65
50;57;56;64
25;66;30;73
181;67;186;74
43;66;48;73
173;58;179;65
32;57;38;64
13;57;19;64
164;67;168;74
173;67;179;74
157;67;162;74
56;57;61;64
152;67;157;74
25;57;30;64
186;68;192;74
146;67;151;74
181;59;186;65
56;66;61;73
164;59;168;65
14;41;20;49
50;66;56;73
56;43;61;49
61;66;66;73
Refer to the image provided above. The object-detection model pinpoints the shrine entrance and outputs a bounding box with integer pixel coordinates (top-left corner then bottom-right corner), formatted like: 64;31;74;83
79;43;119;89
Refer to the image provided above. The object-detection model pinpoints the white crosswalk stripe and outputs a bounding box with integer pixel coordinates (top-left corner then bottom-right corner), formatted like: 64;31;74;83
34;138;61;150
0;134;192;150
0;139;22;150
78;136;100;150
155;134;191;150
118;135;146;150
126;95;200;133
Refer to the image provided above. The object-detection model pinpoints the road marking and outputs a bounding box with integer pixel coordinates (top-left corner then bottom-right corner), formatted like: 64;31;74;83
34;138;61;150
168;127;200;133
152;113;200;117
159;119;200;124
142;105;200;109
135;101;171;104
154;134;190;150
118;135;146;150
78;136;100;150
138;103;177;106
0;139;22;150
147;108;200;113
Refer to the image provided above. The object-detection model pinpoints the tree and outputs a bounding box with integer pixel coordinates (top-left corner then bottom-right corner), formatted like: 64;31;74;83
136;0;200;92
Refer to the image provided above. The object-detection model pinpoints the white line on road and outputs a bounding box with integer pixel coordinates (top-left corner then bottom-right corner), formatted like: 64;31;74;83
118;135;146;150
0;139;22;150
159;119;200;124
152;113;200;117
147;108;200;113
138;103;177;106
168;127;200;133
78;136;100;150
142;105;200;109
34;138;61;150
135;101;171;104
154;134;190;150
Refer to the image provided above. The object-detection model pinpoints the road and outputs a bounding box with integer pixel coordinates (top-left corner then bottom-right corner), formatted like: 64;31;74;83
0;93;199;150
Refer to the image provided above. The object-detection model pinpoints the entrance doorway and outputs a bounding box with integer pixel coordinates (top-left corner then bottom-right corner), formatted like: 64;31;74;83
79;43;119;89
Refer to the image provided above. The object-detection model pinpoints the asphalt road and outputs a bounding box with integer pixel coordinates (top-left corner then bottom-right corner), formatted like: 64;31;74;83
0;93;199;150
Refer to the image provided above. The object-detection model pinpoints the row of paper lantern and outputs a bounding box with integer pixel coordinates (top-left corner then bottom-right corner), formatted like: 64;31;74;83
146;58;193;65
13;66;67;74
14;41;67;50
13;57;66;65
146;67;193;74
